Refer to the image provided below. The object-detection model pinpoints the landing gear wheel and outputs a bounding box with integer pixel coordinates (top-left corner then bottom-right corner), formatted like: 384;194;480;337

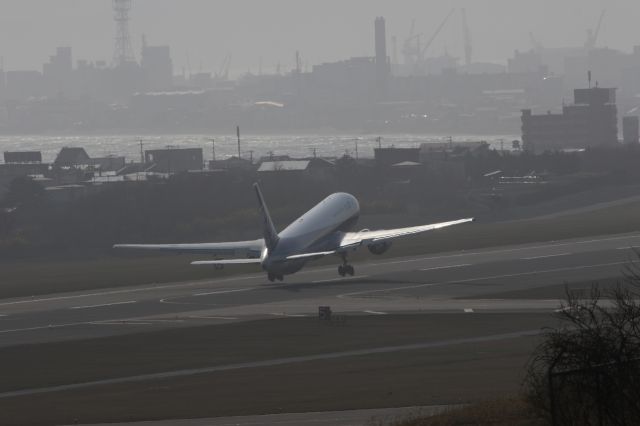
338;265;346;277
277;275;284;282
268;273;276;282
346;265;355;276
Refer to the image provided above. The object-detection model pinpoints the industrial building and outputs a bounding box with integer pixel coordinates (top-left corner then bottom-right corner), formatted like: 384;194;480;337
145;148;203;173
521;87;618;153
4;152;42;164
623;116;639;144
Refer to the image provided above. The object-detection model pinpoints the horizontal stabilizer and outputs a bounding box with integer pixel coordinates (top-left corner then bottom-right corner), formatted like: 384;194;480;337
191;259;262;266
113;239;263;255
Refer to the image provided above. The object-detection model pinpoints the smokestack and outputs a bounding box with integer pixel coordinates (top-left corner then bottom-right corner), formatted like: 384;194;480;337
375;17;387;69
374;17;390;98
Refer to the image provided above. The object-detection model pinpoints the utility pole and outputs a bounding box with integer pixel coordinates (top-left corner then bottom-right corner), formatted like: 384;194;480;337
236;126;241;159
354;139;359;160
139;139;144;164
377;136;383;149
247;150;254;164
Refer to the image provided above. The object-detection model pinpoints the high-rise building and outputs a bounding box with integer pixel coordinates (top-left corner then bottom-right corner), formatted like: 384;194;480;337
43;47;73;96
141;45;173;91
522;87;618;152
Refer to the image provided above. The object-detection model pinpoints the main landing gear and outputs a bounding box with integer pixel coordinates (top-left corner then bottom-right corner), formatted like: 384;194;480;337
268;273;284;282
338;254;355;277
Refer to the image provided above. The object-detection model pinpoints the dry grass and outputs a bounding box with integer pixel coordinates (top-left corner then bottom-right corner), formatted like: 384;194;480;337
385;398;544;426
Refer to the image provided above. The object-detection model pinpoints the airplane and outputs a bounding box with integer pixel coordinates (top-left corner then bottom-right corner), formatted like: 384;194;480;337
114;183;473;282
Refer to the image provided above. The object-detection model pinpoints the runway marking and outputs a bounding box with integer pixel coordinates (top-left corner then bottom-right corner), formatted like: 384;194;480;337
2;233;639;310
617;246;639;250
91;321;154;326
367;234;640;267
420;264;471;271
135;319;185;323
364;310;387;315
70;301;137;310
0;329;541;399
0;321;96;334
194;288;256;297
338;261;627;299
0;316;171;334
464;308;475;313
522;253;572;260
269;313;308;318
312;275;368;284
188;316;238;320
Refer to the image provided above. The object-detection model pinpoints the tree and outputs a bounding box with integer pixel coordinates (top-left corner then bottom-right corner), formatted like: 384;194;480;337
525;257;640;425
3;176;45;207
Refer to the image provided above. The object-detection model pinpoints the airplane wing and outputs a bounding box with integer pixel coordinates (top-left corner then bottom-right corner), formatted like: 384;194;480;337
113;239;264;258
191;259;262;266
339;218;474;246
284;218;473;261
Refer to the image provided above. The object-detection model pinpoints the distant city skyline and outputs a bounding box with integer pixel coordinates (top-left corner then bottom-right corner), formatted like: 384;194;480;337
0;0;634;76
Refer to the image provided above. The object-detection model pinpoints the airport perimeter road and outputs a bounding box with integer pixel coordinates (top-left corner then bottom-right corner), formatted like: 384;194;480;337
1;232;640;347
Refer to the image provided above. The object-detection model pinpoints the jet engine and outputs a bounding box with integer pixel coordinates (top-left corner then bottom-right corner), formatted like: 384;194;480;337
368;241;392;255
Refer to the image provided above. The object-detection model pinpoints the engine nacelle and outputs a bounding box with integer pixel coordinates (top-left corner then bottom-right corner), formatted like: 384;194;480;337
368;241;392;255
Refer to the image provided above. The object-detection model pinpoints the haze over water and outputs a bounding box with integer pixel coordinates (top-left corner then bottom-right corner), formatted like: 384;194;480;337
0;134;517;164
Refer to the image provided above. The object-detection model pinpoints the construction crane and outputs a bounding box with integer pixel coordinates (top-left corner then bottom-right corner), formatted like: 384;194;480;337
529;32;544;52
214;53;232;81
419;8;456;60
461;8;472;66
585;10;606;50
402;19;423;66
403;32;423;65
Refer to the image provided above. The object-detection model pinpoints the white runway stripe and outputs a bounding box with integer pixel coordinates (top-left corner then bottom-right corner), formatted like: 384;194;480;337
420;264;471;271
193;288;255;297
312;275;368;284
70;301;137;310
522;253;571;260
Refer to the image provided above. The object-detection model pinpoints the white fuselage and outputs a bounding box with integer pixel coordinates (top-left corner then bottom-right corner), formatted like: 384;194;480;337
261;193;360;275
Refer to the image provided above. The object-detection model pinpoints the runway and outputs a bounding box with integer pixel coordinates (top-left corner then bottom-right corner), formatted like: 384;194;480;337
1;231;639;347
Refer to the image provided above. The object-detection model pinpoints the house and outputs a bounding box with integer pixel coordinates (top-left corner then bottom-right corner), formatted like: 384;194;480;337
257;158;334;181
374;147;420;168
54;147;91;168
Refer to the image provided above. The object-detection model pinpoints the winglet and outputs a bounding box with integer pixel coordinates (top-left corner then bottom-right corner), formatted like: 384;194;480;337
253;183;280;251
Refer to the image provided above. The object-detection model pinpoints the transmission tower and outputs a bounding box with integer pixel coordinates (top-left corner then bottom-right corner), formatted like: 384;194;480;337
113;0;135;66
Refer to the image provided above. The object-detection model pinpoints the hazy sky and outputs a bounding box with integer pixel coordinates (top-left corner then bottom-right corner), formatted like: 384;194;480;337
0;0;636;75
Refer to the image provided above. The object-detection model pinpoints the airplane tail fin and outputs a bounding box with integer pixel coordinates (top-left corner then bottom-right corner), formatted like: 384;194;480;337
253;183;280;251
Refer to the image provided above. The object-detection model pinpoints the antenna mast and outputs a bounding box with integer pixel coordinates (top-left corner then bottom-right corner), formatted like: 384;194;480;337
113;0;135;66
